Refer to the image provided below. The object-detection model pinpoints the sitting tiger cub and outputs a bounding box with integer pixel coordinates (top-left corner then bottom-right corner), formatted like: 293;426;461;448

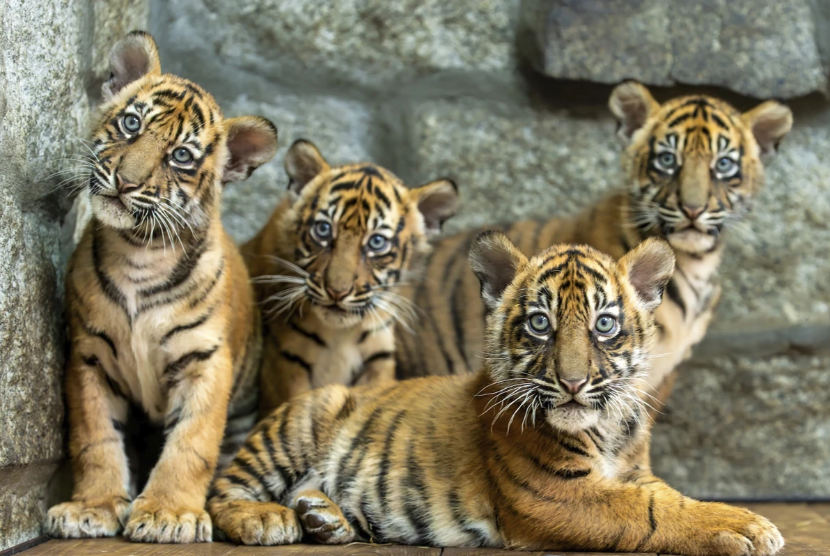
208;234;783;555
396;82;793;410
242;140;459;413
45;32;277;543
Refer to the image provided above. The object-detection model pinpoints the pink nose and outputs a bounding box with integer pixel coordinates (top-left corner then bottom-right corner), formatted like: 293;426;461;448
559;377;588;394
116;174;141;194
681;203;704;220
326;287;350;301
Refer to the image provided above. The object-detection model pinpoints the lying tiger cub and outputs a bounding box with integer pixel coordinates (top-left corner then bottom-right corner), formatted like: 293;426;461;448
396;82;793;410
209;234;783;555
242;140;459;414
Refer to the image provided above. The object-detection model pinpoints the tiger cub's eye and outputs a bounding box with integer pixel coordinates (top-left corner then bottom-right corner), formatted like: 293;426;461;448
595;315;617;335
367;234;389;252
528;313;551;334
715;156;738;176
122;114;141;133
656;152;677;171
313;221;332;240
172;148;193;164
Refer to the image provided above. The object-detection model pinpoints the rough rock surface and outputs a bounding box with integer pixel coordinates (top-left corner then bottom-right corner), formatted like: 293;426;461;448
652;355;830;499
0;0;148;549
523;0;829;99
152;0;521;92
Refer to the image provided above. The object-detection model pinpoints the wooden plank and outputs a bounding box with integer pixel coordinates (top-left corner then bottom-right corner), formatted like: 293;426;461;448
742;503;830;556
224;543;440;556
443;549;655;556
19;505;830;556
25;538;238;556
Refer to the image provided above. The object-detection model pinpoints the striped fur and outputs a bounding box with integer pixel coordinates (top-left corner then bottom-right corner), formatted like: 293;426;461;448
45;32;278;543
242;140;458;413
208;236;782;555
396;82;793;408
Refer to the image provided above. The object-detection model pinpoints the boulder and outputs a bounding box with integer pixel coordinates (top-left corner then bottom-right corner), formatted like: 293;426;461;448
522;0;829;99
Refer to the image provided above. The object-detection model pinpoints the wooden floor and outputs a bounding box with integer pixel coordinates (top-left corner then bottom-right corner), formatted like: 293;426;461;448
15;504;830;556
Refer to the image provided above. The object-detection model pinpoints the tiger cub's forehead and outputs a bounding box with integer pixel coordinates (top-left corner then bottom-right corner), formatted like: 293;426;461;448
306;164;410;227
648;95;745;152
102;74;223;143
520;246;620;314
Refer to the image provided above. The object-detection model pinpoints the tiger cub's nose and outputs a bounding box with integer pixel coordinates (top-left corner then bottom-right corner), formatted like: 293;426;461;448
116;174;141;195
559;377;588;394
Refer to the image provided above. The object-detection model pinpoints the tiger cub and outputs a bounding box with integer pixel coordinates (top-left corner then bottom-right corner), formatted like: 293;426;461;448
242;140;459;413
396;82;793;406
208;233;783;555
45;32;278;543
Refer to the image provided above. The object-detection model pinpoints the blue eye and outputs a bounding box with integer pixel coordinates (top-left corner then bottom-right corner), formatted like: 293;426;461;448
655;152;677;172
122;114;141;133
367;234;389;252
172;147;193;164
528;313;550;334
313;221;331;240
716;156;738;176
595;315;617;335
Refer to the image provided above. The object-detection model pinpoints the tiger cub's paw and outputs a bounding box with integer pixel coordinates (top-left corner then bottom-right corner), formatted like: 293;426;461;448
45;496;130;538
294;489;355;544
212;501;302;545
696;505;784;556
123;498;212;543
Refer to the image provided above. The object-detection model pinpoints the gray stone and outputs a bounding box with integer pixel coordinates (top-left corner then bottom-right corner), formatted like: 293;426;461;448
151;0;521;92
397;95;830;338
220;93;379;243
0;463;59;552
523;0;829;99
0;0;148;549
651;354;830;499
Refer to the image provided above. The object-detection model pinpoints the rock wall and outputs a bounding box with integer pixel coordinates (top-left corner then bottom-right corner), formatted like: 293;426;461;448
0;0;148;550
151;0;830;499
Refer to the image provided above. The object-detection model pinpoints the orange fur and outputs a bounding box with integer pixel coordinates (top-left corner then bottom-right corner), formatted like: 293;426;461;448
208;236;783;555
396;83;792;411
242;140;459;413
45;32;278;543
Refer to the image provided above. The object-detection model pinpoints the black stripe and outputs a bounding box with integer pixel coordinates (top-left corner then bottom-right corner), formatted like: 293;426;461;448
139;234;208;297
260;425;294;485
289;321;326;347
160;305;216;345
279;351;313;376
92;228;129;318
376;410;407;515
163;346;218;382
557;438;591;458
665;277;686;318
363;351;393;365
403;442;432;543
334;407;383;497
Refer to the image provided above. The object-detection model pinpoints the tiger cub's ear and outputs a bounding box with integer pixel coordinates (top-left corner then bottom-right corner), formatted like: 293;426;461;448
285;140;330;194
468;231;528;311
618;237;675;312
410;179;459;235
609;81;659;142
742;101;793;156
102;31;161;102
222;116;279;184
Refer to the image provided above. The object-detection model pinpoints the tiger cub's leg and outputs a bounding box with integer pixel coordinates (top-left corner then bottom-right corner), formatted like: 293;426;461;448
293;490;355;544
46;354;131;538
123;350;234;543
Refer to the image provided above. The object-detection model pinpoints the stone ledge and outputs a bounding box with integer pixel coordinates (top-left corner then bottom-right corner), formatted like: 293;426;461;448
0;463;59;552
522;0;829;99
651;354;830;499
153;0;521;93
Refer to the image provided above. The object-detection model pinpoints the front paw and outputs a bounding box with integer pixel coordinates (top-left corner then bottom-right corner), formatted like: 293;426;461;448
294;490;355;544
212;500;302;545
46;497;131;538
695;504;784;556
123;498;211;543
